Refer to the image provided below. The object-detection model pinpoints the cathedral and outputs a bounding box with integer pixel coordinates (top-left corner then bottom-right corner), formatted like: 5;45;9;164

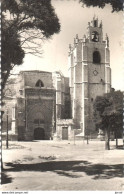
2;17;111;141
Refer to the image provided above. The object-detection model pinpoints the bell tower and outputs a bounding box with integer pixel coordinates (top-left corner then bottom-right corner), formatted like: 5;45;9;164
68;17;111;136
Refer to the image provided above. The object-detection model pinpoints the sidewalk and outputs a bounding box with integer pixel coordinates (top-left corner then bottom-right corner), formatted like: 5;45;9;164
1;140;124;191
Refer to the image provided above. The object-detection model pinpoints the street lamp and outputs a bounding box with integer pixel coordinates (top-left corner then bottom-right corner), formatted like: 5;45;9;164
6;109;9;149
74;128;75;145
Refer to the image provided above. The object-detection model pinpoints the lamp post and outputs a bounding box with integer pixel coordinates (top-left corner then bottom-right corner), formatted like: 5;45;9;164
1;111;4;170
25;93;28;132
74;128;75;145
6;109;9;149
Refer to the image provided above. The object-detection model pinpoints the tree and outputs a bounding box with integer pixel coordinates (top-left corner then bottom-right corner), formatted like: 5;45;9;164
79;0;123;12
93;90;123;150
1;0;60;92
105;90;123;148
2;15;25;92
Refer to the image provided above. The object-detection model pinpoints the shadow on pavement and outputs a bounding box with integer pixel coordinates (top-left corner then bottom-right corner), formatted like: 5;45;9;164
117;145;124;150
1;172;12;185
2;160;124;182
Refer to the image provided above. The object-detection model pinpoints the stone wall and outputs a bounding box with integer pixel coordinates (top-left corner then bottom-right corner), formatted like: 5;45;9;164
52;72;71;120
20;70;53;88
56;119;74;140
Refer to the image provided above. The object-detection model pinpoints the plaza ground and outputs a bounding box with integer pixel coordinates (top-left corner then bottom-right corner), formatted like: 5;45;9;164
1;139;124;191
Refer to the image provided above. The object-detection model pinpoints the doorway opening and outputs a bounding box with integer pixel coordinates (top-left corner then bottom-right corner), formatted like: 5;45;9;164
62;127;68;140
34;128;45;140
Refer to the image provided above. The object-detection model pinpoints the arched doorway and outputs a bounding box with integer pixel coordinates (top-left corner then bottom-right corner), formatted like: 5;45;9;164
34;128;45;140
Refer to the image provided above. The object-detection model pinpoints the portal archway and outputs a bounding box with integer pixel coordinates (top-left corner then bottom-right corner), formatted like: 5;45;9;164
34;128;45;140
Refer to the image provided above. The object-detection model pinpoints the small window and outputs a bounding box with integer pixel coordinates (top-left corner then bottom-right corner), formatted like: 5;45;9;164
93;51;101;64
100;79;105;85
91;98;93;102
19;90;23;95
35;80;44;87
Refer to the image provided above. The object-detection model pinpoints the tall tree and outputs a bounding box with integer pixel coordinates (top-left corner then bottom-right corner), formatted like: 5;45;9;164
1;0;60;92
105;90;123;148
79;0;123;12
93;90;123;150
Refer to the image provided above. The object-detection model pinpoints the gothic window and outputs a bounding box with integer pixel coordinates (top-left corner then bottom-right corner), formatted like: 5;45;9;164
35;80;44;87
4;89;12;97
91;31;99;42
94;20;97;27
93;51;101;64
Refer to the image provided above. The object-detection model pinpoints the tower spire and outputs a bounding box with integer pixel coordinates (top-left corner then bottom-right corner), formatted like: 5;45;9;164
105;33;109;47
92;15;98;27
99;20;102;28
76;34;79;43
93;14;96;20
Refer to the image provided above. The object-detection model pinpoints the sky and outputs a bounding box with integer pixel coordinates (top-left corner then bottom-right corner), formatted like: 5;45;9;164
12;0;123;91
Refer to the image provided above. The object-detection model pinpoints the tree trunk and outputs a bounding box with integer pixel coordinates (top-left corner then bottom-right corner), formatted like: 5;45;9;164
116;138;118;148
87;135;89;144
1;120;3;170
105;128;110;150
115;130;118;148
1;67;11;92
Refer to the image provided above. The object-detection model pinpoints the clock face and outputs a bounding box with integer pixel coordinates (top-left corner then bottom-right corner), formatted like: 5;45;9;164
93;70;98;76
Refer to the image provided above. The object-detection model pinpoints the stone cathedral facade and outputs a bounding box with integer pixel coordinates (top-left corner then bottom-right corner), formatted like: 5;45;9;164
2;17;111;140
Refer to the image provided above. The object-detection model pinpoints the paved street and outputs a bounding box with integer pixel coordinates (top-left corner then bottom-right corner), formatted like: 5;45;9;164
1;139;124;191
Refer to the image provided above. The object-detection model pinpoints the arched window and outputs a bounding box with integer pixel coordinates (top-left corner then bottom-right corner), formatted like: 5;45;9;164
35;80;44;87
93;51;101;64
